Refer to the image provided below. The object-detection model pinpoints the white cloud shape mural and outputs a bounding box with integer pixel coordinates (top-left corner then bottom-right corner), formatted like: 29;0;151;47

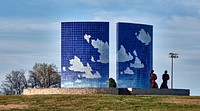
118;45;133;62
133;50;137;56
91;39;109;63
135;29;151;45
82;71;101;79
84;63;92;72
68;56;102;79
68;56;85;72
91;56;95;62
124;67;134;74
84;34;109;63
130;50;144;68
62;66;66;71
84;34;91;43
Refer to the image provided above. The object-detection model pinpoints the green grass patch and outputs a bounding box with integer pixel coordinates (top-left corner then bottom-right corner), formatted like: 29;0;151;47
0;94;200;111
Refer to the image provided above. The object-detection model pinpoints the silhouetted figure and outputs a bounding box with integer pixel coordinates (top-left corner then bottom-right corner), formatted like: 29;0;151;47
150;70;158;88
160;70;170;89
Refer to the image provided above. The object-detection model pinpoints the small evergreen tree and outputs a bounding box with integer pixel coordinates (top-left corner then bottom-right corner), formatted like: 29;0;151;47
109;78;116;88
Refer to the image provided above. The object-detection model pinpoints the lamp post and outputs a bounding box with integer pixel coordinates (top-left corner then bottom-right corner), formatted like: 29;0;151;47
169;53;178;89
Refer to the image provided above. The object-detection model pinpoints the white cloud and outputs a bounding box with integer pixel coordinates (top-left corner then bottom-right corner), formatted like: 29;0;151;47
75;79;82;83
83;63;92;72
68;56;85;72
91;56;95;62
117;45;133;62
68;56;102;79
84;34;91;43
83;34;109;63
130;57;144;68
82;71;101;79
133;50;137;56
135;29;151;45
130;50;144;68
0;19;60;33
124;67;134;74
91;38;109;63
62;67;66;71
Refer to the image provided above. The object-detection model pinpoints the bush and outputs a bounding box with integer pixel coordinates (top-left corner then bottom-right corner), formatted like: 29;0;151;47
109;78;116;88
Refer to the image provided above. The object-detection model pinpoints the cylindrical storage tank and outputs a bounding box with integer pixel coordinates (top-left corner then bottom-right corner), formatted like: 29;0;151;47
116;22;153;88
61;22;109;88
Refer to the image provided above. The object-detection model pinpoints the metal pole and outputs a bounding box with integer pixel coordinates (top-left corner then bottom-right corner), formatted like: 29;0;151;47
169;53;178;89
171;57;173;89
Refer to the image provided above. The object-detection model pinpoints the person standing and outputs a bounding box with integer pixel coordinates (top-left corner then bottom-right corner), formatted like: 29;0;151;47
150;70;158;88
160;70;170;89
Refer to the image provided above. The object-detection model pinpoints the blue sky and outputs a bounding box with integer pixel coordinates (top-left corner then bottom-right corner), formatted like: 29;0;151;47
0;0;200;95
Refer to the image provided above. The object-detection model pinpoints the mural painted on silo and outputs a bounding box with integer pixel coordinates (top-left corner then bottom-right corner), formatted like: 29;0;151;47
61;22;109;88
117;22;153;88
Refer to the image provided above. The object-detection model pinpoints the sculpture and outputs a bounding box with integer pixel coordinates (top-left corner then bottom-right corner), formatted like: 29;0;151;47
150;70;158;88
160;70;170;89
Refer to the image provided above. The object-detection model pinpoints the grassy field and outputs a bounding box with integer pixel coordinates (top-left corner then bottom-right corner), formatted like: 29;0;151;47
0;94;200;111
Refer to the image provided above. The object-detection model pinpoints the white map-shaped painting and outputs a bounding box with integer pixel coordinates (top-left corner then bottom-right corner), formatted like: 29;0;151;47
84;34;109;63
68;56;102;79
123;67;134;74
130;50;144;68
135;29;151;45
118;45;133;62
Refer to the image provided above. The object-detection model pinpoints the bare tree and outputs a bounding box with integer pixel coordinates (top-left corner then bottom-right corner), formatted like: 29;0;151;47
28;63;60;88
1;70;28;95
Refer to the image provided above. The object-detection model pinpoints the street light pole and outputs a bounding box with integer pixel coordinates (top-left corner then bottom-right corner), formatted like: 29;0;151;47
169;53;178;89
171;56;174;89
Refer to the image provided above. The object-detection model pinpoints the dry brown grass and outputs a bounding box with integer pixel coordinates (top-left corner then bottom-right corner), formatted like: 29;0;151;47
0;95;200;111
0;104;28;110
161;97;200;105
